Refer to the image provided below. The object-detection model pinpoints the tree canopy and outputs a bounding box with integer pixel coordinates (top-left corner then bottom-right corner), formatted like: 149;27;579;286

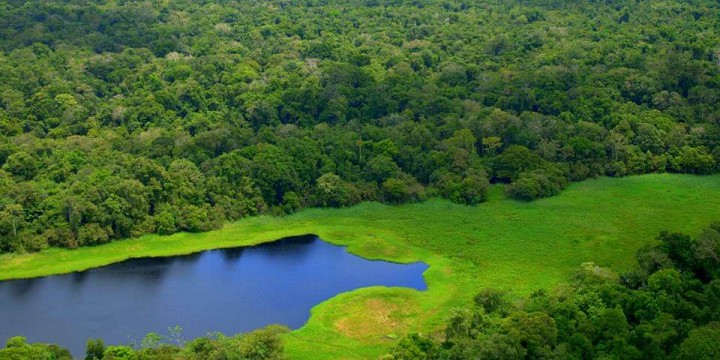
388;222;720;359
0;0;719;252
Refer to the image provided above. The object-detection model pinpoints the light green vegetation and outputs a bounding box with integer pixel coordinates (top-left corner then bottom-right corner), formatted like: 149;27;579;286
2;174;720;359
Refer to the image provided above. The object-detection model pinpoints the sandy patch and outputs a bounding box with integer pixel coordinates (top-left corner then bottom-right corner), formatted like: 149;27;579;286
335;299;413;339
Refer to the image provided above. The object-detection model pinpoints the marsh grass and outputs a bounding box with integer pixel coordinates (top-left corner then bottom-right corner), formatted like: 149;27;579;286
2;174;719;358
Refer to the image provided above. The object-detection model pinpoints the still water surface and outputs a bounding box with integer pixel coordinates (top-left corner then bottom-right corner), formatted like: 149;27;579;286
0;235;427;357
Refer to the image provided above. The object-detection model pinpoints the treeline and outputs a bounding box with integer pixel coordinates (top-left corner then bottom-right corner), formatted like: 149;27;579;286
1;0;720;252
6;226;719;360
0;325;288;360
387;223;720;359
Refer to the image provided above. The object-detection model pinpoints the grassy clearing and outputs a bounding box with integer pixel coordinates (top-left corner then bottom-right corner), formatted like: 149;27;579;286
1;174;720;358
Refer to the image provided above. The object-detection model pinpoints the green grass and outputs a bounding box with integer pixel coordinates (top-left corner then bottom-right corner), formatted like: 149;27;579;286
2;174;720;359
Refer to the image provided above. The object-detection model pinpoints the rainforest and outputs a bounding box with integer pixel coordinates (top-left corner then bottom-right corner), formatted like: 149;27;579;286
0;0;719;359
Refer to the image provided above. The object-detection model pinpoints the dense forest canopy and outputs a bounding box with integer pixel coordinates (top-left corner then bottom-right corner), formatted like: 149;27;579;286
0;0;719;253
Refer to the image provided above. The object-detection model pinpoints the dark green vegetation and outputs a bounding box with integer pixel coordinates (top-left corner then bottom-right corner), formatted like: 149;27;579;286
89;325;288;360
0;325;288;360
388;222;720;360
2;174;720;358
0;336;72;360
1;0;720;253
2;0;720;357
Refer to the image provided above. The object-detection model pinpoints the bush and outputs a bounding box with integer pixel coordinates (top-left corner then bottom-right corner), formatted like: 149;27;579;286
382;176;425;203
670;146;716;174
382;178;410;203
177;205;213;232
6;336;26;348
238;325;290;360
505;168;567;201
492;145;547;182
77;223;112;246
154;204;177;235
43;227;77;249
85;339;105;360
432;169;489;205
456;174;490;205
103;346;137;360
314;173;351;207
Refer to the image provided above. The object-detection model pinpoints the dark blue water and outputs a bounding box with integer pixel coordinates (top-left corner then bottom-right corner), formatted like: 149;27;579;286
0;235;427;357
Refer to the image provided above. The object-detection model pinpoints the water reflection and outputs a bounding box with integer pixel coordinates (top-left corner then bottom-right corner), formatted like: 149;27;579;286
0;235;428;358
7;278;40;299
72;271;88;286
221;247;245;263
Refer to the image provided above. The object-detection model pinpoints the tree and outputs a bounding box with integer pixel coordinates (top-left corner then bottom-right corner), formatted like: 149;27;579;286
176;204;213;232
154;204;177;235
677;326;720;360
671;146;716;174
315;173;351;207
382;178;410;203
0;336;72;360
238;325;289;360
499;311;557;359
386;334;440;360
103;346;137;360
695;225;720;275
474;288;510;315
505;168;567;201
658;231;696;271
0;0;719;255
482;109;522;146
167;159;206;206
455;174;490;205
492;146;546;182
77;223;112;246
2;152;38;180
0;204;23;239
366;155;401;184
482;136;502;155
251;144;301;206
85;339;105;360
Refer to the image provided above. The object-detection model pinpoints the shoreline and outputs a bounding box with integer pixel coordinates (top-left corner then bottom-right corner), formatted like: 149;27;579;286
1;174;719;358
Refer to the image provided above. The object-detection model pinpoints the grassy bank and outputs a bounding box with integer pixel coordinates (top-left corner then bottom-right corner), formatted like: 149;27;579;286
2;174;720;358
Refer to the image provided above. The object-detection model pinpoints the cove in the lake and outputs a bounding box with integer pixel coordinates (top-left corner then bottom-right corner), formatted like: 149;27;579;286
0;235;428;357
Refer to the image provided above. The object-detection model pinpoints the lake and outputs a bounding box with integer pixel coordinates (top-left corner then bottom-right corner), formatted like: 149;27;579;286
0;235;428;357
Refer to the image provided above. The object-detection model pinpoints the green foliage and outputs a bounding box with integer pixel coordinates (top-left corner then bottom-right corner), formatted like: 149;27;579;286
103;346;136;360
0;336;72;360
178;326;289;360
0;0;720;354
46;325;292;360
473;288;511;315
1;174;720;359
77;224;112;247
456;174;490;205
677;325;720;360
389;223;720;360
237;325;289;360
493;146;547;182
314;173;352;207
5;337;26;349
385;334;440;360
1;152;38;180
671;146;717;175
0;0;718;253
86;339;105;360
504;167;567;201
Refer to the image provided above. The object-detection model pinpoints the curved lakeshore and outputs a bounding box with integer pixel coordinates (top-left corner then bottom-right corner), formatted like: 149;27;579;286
0;235;428;357
2;174;720;359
